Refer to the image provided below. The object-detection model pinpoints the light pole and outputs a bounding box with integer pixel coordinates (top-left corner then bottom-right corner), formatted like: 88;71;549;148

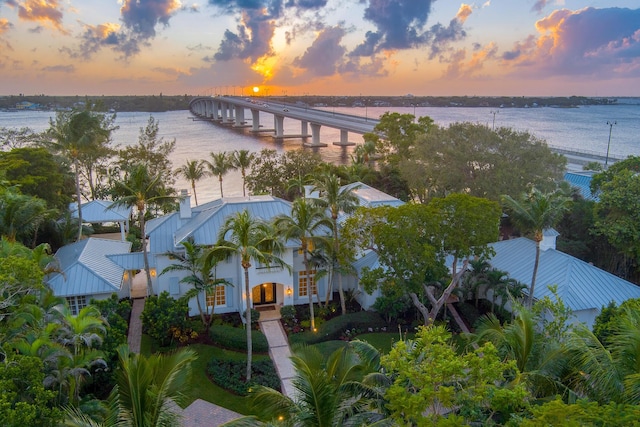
490;110;499;131
605;120;617;168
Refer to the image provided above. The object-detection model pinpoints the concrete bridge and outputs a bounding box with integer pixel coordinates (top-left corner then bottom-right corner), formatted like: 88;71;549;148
189;96;379;147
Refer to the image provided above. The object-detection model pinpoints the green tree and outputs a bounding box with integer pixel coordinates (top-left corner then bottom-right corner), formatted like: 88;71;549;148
174;159;206;206
275;198;332;331
206;209;289;381
232;149;256;197
0;147;74;211
0;185;52;245
140;291;189;347
111;164;178;295
501;188;571;307
206;151;235;198
45;108;116;240
161;239;228;333
401;122;566;203
0;126;40;149
225;340;389;426
312;174;360;315
382;324;528;425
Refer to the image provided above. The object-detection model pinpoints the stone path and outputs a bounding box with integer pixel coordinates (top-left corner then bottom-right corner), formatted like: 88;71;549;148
260;317;296;398
127;298;145;353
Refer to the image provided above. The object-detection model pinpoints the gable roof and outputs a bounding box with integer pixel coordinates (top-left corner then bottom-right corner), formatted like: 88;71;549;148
47;238;131;297
70;200;131;223
488;237;640;311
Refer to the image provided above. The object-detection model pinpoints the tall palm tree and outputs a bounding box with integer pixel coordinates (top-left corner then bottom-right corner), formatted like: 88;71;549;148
161;238;228;333
174;159;206;205
224;341;390;426
111;164;178;296
275;198;332;331
312;174;360;314
501;188;570;307
206;151;236;198
232;149;256;197
206;209;289;381
46;109;113;241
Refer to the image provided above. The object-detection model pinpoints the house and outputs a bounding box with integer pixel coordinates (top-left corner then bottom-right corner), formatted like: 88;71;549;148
487;233;640;328
46;238;132;314
70;200;132;241
564;171;599;201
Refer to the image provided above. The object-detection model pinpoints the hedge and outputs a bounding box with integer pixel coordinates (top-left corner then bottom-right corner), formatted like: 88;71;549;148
289;311;387;346
209;324;269;353
208;358;281;396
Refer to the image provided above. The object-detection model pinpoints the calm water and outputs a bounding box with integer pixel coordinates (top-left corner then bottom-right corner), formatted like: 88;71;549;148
1;100;639;204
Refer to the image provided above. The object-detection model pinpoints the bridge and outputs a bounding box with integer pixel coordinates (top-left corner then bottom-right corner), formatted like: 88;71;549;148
189;96;379;147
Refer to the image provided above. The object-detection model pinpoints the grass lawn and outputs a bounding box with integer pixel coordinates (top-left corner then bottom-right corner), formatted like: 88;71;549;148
310;332;416;356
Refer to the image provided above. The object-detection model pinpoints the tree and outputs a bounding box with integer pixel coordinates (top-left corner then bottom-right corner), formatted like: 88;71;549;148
111;164;178;295
0;126;40;149
206;209;289;381
400;122;566;203
312;174;360;315
174;159;206;206
0;185;53;246
0;147;74;211
45;108;116;240
225;341;389;426
501;188;571;307
206;151;235;198
275;198;332;331
232;149;256;197
382;324;528;425
161;239;228;333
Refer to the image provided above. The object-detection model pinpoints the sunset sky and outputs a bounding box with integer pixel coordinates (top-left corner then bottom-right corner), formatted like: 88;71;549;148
1;1;639;97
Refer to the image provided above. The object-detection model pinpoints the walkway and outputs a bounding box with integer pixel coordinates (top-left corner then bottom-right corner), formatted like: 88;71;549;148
127;298;145;353
259;309;296;398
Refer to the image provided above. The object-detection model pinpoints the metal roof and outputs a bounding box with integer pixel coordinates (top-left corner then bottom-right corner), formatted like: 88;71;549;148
346;182;405;208
47;238;131;297
70;200;131;223
488;237;640;311
564;171;599;201
107;252;155;270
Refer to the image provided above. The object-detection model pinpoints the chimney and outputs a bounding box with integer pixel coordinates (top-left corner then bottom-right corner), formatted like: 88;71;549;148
179;189;192;219
540;228;559;251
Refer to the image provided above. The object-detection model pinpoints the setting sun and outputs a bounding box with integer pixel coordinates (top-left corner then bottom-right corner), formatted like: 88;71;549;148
253;86;259;93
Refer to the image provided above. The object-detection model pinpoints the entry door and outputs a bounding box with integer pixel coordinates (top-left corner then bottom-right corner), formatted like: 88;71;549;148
252;283;276;305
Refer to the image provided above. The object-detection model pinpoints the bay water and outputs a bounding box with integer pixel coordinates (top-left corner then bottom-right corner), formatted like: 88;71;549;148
1;100;639;205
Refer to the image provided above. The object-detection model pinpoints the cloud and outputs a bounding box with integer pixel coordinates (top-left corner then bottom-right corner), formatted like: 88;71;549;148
120;0;180;39
362;0;434;50
0;17;13;34
293;25;346;77
214;8;276;61
9;0;68;34
456;4;473;24
504;7;640;78
41;64;74;73
531;0;549;14
442;42;497;79
70;23;122;59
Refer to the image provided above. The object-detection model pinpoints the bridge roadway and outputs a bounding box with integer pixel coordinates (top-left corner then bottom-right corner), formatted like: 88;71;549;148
189;96;379;147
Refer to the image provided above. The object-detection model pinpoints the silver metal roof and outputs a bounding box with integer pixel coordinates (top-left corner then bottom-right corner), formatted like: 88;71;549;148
488;237;640;311
347;182;405;208
107;252;155;270
47;238;131;297
564;171;599;201
70;200;131;223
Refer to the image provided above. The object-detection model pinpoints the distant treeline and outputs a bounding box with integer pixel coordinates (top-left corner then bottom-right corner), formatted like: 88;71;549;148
0;93;618;112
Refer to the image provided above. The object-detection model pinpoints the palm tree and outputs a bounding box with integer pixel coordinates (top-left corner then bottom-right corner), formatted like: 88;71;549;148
275;198;332;331
206;209;289;381
46;109;113;241
206;151;236;198
224;341;390;426
501;188;570;307
232;149;256;197
0;184;53;245
174;159;206;205
111;164;178;296
161;238;228;333
312;174;360;314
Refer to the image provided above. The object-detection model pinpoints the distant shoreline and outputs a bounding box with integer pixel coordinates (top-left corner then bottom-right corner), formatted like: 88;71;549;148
0;94;625;113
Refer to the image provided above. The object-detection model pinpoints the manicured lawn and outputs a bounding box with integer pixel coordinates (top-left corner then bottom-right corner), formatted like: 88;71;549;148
310;332;417;356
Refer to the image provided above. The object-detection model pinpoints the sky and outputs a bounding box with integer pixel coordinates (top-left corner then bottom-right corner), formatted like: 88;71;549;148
0;0;639;97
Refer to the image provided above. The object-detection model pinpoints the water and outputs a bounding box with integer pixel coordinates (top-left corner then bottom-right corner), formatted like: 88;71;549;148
1;101;639;204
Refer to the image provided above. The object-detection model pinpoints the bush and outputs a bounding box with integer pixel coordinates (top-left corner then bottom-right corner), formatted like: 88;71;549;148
280;305;297;326
289;311;386;346
208;358;281;396
140;292;189;347
209;324;269;353
243;308;260;326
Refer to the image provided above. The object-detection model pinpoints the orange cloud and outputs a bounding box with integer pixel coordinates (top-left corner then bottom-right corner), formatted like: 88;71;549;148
15;0;67;34
456;4;473;24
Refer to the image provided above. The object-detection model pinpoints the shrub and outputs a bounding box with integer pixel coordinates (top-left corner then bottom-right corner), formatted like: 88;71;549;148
209;324;269;353
280;305;297;326
243;308;260;326
289;311;386;346
140;292;189;347
208;358;281;396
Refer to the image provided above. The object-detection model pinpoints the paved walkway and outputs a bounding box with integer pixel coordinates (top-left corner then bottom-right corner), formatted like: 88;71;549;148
259;312;296;398
127;298;145;353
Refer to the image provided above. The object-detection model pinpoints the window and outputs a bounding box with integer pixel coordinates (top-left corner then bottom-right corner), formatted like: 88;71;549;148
66;295;87;316
206;285;226;307
297;241;314;255
298;269;317;297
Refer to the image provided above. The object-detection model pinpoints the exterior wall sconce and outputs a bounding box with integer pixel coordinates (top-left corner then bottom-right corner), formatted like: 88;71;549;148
286;287;293;296
150;268;157;278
